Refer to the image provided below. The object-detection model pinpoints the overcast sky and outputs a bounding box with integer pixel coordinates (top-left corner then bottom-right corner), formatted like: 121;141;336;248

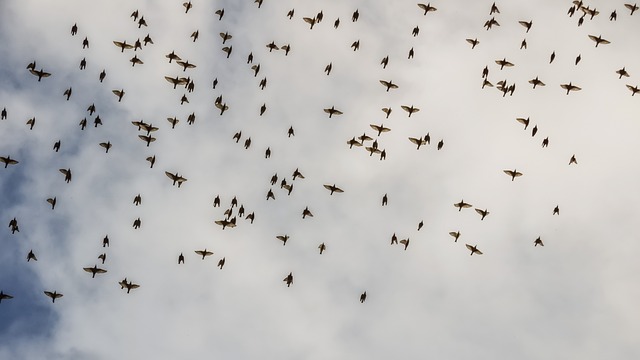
1;0;640;359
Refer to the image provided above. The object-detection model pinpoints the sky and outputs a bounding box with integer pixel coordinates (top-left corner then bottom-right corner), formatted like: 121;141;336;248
1;0;640;359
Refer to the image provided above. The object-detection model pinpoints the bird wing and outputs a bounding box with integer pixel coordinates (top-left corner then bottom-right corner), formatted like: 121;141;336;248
165;171;177;180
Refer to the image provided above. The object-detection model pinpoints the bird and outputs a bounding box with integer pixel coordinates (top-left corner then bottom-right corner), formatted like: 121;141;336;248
503;169;523;181
412;26;420;37
352;9;360;22
283;272;293;287
516;117;530;130
132;218;141;229
244;138;251;149
146;156;156;168
408;47;414;59
1;107;6;120
324;62;332;75
401;105;420;117
98;141;111;153
178;253;184;264
276;235;289;246
217;258;226;269
569;155;578;165
0;291;13;303
549;51;556;63
334;18;340;28
454;200;472;211
575;54;581;65
129;55;143;66
475;208;490;220
59;168;72;183
588;35;611;47
399;238;410;250
318;243;326;254
166;51;181;63
528;77;545;89
29;68;51;81
82;37;89;48
466;244;483;256
99;70;106;82
360;292;367;303
534;237;544;247
121;280;140;294
484;17;500;30
417;221;424;231
216;102;229;115
195;249;213;260
519;20;533;32
625;3;639;15
112;89;125;102
303;16;317;30
466;38;479;49
26;117;35;130
44;291;64;303
323;184;344;195
380;56;389;69
490;2;500;14
418;3;437;15
370;124;391;136
27;250;37;262
113;40;134;52
542;137;549;148
98;253;106;264
302;207;314;219
0;156;19;168
46;197;56;209
324;106;343;118
560;82;581;95
215;218;237;229
266;189;275;200
183;1;192;13
167;117;179;128
63;87;72;100
138;135;156;147
408;136;428;150
222;46;233;58
449;231;461;242
616;67;630;79
103;235;109;247
437;140;444;150
351;40;360;51
287;9;294;19
553;206;560;215
495;58;514;70
626;85;640;96
532;125;538;137
215;8;225;20
83;265;107;278
165;171;187;187
379;80;398;91
190;30;199;42
71;23;77;35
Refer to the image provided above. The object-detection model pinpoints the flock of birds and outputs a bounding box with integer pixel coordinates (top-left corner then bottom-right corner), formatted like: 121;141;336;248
0;0;637;306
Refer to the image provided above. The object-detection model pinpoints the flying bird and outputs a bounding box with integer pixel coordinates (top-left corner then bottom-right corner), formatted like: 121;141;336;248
503;169;523;181
44;291;63;303
165;171;187;187
323;184;344;195
379;80;398;91
466;38;479;49
475;208;490;220
324;106;343;118
29;68;51;81
454;200;472;211
534;237;544;247
626;84;640;96
195;249;214;259
113;40;134;52
449;231;461;242
0;291;13;303
588;34;610;47
401;105;420;117
560;82;582;94
83;265;107;278
27;250;37;261
318;243;326;254
466;244;483;256
283;272;293;287
418;3;437;15
59;168;72;183
0;156;18;168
